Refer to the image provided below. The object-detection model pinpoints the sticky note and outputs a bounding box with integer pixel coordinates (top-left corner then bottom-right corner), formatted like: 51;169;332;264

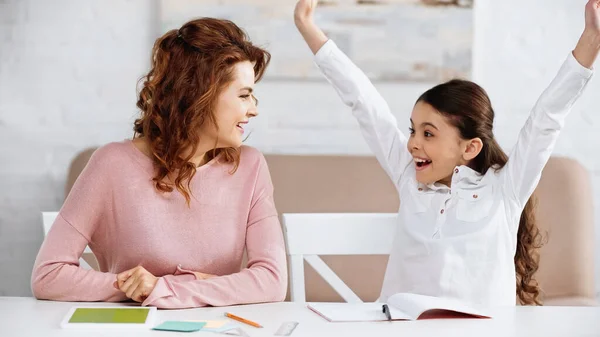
153;321;207;332
184;320;237;332
202;320;228;328
185;320;228;328
204;323;238;333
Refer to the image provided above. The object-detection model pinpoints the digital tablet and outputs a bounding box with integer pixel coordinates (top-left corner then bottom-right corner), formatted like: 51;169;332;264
60;306;157;329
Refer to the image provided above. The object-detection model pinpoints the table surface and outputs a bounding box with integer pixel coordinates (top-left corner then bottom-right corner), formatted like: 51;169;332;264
1;297;599;337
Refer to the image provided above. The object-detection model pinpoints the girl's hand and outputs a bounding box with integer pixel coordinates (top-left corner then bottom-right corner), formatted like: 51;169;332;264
294;0;328;55
294;0;319;27
574;0;600;68
585;0;600;34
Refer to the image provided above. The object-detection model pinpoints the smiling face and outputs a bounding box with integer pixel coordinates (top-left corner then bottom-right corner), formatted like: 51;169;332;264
407;101;480;186
200;60;258;149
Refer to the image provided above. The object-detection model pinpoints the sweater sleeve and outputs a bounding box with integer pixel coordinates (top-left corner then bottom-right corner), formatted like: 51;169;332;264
31;147;127;302
141;154;287;309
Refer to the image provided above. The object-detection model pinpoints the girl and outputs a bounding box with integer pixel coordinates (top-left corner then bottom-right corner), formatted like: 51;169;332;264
31;18;287;309
294;0;599;305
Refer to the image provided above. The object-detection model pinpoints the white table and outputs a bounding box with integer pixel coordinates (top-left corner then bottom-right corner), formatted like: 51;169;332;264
1;297;599;337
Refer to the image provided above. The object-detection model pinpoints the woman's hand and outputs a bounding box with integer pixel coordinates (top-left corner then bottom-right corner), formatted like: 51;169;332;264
115;266;158;303
193;271;217;280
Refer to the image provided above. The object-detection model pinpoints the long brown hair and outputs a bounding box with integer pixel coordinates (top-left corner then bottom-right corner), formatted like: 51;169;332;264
134;18;271;205
417;80;545;305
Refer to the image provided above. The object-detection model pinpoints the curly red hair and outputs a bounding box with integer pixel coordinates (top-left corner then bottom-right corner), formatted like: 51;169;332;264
134;18;270;205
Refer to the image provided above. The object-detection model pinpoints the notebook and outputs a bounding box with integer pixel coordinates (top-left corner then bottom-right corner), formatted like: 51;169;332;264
307;293;490;322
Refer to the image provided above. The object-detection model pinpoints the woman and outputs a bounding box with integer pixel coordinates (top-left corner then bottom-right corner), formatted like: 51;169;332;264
31;18;287;309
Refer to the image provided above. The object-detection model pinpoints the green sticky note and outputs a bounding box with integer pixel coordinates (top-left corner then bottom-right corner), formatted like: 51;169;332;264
69;308;150;324
153;321;207;332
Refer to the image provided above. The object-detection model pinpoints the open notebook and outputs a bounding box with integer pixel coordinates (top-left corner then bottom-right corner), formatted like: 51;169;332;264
308;293;490;322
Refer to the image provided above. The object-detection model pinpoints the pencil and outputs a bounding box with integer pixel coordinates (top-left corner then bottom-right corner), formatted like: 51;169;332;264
224;312;263;328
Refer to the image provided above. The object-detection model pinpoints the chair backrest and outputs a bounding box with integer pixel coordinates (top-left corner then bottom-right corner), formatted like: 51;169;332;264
283;213;397;303
265;154;398;302
42;212;59;236
534;157;597;305
41;212;93;269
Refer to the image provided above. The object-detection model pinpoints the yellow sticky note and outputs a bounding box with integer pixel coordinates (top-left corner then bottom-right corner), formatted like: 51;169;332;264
185;320;228;329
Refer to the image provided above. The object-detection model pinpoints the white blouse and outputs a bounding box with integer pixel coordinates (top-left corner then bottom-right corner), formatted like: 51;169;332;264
314;39;594;306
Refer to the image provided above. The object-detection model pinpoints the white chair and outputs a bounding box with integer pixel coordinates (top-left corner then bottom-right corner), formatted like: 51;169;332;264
282;213;397;303
41;212;93;269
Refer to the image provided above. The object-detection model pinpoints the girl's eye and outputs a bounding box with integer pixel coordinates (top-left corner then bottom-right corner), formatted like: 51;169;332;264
408;127;415;134
424;131;433;137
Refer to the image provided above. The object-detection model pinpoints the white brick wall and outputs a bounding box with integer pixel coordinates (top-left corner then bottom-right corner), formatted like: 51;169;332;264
0;0;156;296
474;0;600;298
0;0;598;299
160;0;473;82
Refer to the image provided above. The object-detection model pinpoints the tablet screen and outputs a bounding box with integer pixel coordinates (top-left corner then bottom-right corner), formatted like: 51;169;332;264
68;308;151;324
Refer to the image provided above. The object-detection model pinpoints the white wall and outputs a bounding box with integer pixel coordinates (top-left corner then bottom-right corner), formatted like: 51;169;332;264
0;0;157;295
0;0;598;298
473;0;600;297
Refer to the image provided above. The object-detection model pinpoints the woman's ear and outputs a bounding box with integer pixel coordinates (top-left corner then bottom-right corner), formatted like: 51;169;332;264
463;137;483;161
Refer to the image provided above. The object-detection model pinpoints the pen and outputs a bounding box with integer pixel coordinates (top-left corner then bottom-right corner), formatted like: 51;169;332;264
382;304;392;321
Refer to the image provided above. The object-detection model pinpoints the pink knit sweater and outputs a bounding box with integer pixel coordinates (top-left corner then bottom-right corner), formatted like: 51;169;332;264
31;140;287;309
